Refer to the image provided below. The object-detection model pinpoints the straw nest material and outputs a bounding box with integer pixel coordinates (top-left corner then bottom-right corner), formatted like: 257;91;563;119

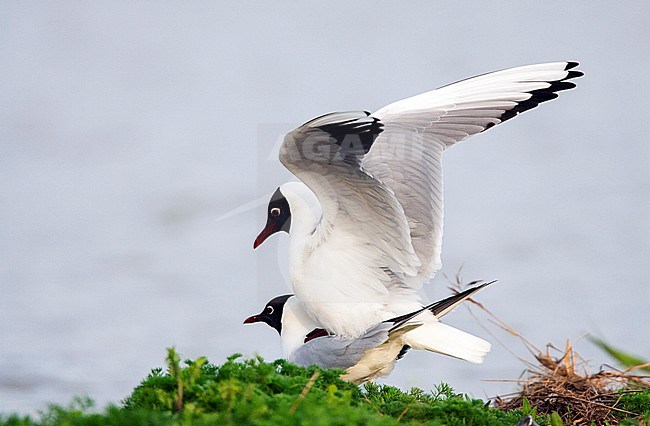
447;276;649;425
494;341;649;425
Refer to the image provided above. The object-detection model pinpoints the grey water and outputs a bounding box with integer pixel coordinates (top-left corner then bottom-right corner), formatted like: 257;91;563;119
1;2;649;414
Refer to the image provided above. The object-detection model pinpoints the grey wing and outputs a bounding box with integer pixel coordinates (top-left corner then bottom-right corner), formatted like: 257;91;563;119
280;111;420;280
289;324;392;369
365;62;582;287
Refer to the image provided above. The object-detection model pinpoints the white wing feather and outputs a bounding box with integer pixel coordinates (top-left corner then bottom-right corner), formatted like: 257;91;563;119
279;113;421;291
276;62;581;336
365;61;582;286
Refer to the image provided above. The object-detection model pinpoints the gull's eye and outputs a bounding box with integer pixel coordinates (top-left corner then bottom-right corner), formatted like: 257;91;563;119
270;208;281;217
266;306;274;315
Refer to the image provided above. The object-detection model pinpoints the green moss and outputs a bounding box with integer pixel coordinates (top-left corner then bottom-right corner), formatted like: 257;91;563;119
617;388;650;418
2;349;648;425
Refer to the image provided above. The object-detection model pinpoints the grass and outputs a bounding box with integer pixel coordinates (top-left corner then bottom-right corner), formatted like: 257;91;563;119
590;337;650;374
1;348;648;426
495;342;650;425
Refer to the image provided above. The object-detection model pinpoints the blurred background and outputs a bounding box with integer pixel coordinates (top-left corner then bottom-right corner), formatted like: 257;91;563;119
1;1;649;414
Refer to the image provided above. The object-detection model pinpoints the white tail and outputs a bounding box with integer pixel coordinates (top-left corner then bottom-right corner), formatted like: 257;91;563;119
403;318;491;364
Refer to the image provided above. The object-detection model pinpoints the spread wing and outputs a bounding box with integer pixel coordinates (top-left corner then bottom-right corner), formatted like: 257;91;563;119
364;62;582;287
279;112;421;296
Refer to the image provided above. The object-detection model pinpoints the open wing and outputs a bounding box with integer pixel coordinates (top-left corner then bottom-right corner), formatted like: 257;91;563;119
279;112;421;295
364;62;582;287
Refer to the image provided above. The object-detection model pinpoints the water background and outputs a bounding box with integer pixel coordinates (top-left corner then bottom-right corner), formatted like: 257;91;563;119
1;2;649;413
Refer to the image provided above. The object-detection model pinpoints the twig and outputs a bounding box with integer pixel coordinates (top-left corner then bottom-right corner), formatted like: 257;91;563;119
289;370;320;414
175;373;183;413
557;393;637;416
623;363;650;373
397;407;409;422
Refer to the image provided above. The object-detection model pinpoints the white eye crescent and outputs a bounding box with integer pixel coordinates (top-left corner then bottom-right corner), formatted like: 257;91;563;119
270;208;281;217
266;306;274;314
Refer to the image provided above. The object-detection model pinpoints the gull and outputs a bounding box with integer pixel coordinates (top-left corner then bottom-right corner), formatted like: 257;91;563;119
254;62;582;338
244;282;493;384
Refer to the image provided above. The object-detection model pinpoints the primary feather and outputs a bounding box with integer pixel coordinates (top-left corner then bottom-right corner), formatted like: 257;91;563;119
267;62;582;337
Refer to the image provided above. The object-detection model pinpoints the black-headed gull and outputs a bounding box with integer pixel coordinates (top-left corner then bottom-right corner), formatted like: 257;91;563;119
244;282;493;384
254;62;582;338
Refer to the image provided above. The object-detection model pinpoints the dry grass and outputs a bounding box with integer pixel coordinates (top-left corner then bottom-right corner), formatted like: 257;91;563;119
447;273;650;425
493;341;649;425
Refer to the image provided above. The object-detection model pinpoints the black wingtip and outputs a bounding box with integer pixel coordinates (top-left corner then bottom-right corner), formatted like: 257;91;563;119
386;280;496;328
565;61;580;70
488;62;583;128
396;345;411;361
472;279;497;290
313;112;384;156
427;279;496;318
552;81;577;92
566;70;584;79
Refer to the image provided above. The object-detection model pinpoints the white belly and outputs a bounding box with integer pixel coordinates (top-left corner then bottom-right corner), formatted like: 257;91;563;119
290;239;421;338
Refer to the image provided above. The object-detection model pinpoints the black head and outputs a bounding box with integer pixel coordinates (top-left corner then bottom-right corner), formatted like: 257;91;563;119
253;188;291;249
243;294;293;335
